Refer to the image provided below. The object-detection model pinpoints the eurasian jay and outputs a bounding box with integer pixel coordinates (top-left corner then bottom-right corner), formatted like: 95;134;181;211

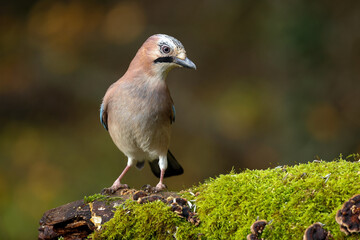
100;34;196;193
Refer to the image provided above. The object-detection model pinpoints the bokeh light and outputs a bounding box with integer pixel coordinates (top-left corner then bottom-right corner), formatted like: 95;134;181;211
102;2;145;45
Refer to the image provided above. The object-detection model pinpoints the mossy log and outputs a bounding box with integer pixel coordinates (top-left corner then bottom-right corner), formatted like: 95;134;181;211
38;189;182;240
39;158;360;239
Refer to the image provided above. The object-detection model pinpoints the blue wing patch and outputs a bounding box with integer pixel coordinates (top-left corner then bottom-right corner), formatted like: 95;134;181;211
100;103;108;131
171;105;176;124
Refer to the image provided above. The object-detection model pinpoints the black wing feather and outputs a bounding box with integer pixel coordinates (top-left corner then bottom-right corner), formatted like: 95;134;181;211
149;150;184;178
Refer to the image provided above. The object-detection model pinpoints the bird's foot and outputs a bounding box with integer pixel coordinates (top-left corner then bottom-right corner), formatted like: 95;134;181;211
155;182;167;192
141;183;167;193
101;183;129;195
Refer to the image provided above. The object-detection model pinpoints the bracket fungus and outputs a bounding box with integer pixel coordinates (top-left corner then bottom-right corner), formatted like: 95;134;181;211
251;220;267;235
167;196;200;226
247;233;261;240
132;190;148;201
336;194;360;235
303;223;332;240
137;195;166;204
247;220;267;240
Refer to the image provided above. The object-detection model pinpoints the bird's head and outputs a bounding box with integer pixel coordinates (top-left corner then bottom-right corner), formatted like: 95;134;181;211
129;34;196;77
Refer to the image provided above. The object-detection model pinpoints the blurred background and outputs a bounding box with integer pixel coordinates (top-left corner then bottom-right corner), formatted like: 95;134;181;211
1;0;360;238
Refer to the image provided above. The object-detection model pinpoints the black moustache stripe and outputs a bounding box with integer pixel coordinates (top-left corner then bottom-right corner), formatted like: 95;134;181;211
154;56;174;63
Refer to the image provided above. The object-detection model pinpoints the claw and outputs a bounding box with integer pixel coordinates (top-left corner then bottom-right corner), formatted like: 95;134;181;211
155;183;167;192
101;184;129;195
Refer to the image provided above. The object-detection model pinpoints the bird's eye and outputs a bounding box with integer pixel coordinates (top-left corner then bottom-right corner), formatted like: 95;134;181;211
161;45;171;54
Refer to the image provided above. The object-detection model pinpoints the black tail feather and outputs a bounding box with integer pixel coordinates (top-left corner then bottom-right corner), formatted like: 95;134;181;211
149;150;184;178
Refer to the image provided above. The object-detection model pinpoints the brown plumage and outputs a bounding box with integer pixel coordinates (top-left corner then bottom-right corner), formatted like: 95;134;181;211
100;34;196;193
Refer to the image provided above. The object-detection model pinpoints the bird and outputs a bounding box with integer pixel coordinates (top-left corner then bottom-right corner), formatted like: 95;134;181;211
100;34;196;193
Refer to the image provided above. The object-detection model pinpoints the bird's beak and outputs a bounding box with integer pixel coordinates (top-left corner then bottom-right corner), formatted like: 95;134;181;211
173;57;196;70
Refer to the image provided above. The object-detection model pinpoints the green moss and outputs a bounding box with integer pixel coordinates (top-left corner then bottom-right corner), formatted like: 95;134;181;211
93;200;200;240
94;158;360;239
83;193;122;204
196;158;360;239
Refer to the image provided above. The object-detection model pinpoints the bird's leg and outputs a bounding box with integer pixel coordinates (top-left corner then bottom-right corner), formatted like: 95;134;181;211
110;165;130;189
102;157;133;194
155;168;166;190
155;155;167;191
